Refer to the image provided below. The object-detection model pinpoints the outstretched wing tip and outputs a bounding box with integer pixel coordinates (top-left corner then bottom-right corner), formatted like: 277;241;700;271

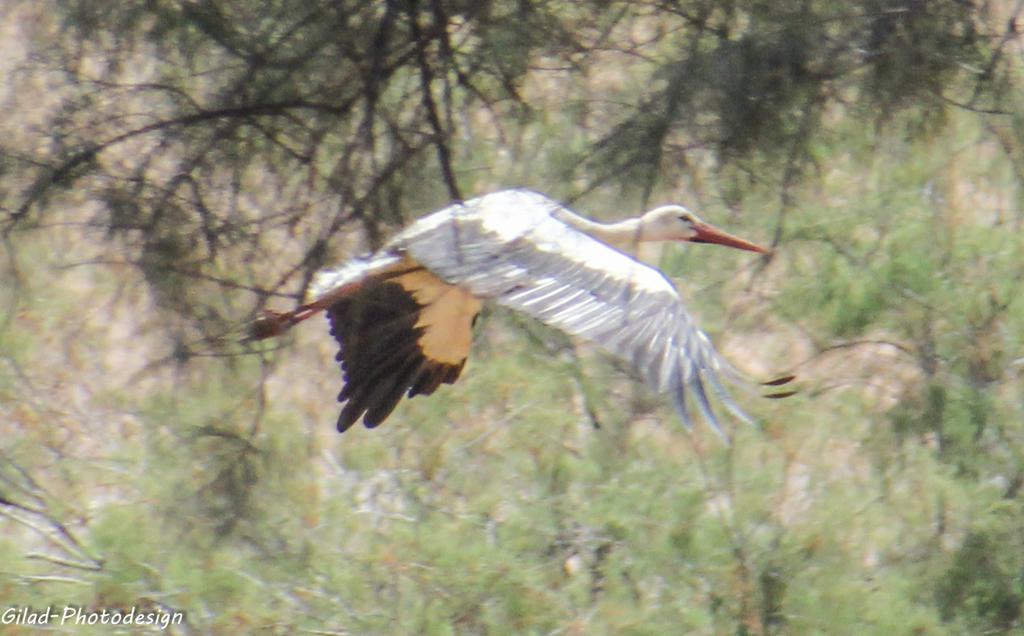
761;373;799;399
762;374;797;387
665;350;762;443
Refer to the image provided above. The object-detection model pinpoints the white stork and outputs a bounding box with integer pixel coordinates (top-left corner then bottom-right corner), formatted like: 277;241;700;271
251;189;789;440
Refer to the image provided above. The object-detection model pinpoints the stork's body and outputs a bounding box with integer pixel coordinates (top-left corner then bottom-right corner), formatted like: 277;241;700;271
253;189;781;439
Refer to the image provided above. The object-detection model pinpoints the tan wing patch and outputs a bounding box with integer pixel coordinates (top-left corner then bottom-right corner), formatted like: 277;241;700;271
393;270;482;365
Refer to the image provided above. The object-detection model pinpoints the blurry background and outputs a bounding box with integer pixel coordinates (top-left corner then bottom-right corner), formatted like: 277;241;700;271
2;1;1024;634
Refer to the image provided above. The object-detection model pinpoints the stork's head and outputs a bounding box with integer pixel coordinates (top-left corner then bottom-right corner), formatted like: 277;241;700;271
639;205;771;254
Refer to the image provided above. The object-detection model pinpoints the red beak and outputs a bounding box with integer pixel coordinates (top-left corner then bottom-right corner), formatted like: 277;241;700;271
689;222;771;254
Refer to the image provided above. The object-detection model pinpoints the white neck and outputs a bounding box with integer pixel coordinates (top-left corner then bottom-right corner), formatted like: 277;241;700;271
553;209;643;253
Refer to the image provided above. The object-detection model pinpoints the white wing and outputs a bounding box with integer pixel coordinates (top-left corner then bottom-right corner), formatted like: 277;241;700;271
391;190;752;439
